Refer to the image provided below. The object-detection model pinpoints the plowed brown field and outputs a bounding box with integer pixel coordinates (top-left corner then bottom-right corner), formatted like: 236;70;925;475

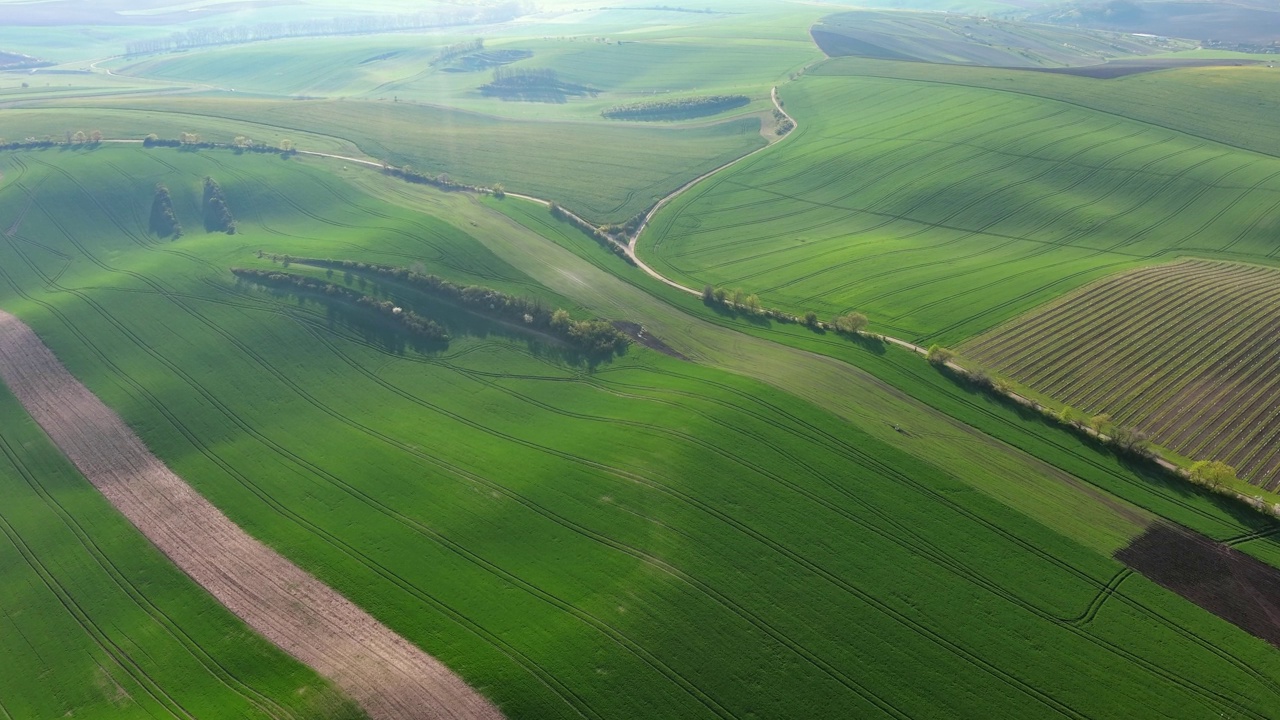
0;310;503;720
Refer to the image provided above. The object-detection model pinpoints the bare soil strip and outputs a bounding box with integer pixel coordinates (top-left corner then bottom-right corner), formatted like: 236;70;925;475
0;310;503;720
1116;524;1280;648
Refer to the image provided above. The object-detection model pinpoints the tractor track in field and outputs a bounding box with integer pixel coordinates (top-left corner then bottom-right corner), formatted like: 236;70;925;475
0;310;504;720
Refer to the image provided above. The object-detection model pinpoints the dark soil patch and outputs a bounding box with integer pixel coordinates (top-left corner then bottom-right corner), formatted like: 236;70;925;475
809;29;917;61
1116;523;1280;647
612;321;689;360
1027;58;1264;79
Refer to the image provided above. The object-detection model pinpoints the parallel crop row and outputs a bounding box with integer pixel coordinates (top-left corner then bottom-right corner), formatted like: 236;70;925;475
963;259;1280;488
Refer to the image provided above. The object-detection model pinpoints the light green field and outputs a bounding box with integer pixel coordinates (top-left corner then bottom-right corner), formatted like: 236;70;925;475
8;96;768;222
0;382;361;719
642;58;1280;346
4;145;1280;718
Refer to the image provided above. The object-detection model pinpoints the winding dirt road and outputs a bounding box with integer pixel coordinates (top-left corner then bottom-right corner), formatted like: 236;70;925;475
0;309;503;720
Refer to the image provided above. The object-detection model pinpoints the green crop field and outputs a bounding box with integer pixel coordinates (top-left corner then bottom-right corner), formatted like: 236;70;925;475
4;145;1280;718
962;259;1280;489
0;383;360;719
6;96;767;223
641;58;1280;345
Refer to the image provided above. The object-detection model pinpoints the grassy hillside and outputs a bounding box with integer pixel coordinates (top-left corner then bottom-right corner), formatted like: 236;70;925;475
5;98;766;223
642;61;1280;345
0;386;361;720
6;146;1280;717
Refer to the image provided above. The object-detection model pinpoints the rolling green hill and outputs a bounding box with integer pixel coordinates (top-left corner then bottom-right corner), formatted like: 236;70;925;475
3;145;1280;718
642;59;1280;346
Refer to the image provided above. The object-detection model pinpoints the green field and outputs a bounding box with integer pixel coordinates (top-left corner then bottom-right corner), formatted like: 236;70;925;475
0;383;360;719
641;57;1280;345
963;259;1280;489
3;145;1280;718
3;96;768;223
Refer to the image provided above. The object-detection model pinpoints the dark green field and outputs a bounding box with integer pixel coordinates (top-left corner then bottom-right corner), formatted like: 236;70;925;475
4;3;1280;718
1;146;1278;718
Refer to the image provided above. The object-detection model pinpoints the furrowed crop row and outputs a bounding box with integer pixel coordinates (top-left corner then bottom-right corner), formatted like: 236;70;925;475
964;260;1219;360
996;264;1248;387
975;265;1232;387
1116;288;1280;424
1115;314;1279;435
1056;270;1280;410
962;264;1182;360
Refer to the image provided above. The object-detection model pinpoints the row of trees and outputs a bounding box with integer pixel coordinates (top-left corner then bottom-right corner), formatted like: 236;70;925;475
265;256;629;358
549;202;633;263
601;95;749;121
124;6;523;55
699;284;869;336
431;38;484;65
231;268;449;341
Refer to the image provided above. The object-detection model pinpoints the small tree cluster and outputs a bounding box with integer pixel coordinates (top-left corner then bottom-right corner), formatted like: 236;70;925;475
149;184;183;238
202;177;236;234
926;345;955;366
1189;460;1237;490
831;312;868;335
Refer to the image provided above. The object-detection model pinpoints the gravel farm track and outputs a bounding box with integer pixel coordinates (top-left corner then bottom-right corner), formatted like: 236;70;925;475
0;309;504;720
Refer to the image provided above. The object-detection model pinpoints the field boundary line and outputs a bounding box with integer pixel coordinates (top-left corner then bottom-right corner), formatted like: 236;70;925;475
0;309;504;720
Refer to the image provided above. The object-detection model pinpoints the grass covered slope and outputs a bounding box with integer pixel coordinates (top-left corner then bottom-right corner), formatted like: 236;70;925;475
0;386;362;720
7;96;766;223
3;146;1280;718
642;62;1280;345
963;259;1280;489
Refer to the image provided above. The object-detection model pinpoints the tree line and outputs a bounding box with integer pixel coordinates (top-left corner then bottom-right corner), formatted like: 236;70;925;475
231;268;449;341
431;38;484;65
124;6;523;55
548;202;634;264
265;256;629;358
602;95;749;121
700;284;869;336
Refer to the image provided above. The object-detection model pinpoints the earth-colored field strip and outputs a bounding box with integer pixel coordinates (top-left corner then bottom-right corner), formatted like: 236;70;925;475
641;60;1280;345
0;383;362;720
962;259;1280;489
4;146;1280;718
0;310;503;720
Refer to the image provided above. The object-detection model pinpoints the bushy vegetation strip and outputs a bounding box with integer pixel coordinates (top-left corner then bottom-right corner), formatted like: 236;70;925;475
232;268;450;341
602;95;749;121
269;257;628;356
